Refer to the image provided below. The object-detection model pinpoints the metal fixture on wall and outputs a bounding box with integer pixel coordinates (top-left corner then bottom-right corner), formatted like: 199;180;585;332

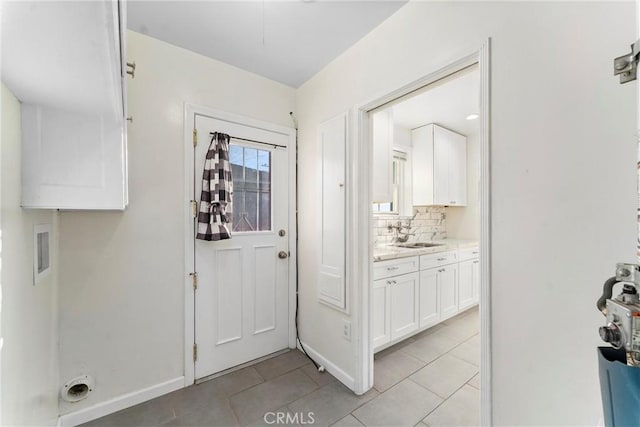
60;375;94;403
126;61;136;78
614;40;640;83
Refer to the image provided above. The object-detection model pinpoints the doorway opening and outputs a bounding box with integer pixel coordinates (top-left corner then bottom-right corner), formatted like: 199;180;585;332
352;44;491;425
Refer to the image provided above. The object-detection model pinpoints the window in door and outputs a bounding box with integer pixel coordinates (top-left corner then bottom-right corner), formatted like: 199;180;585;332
229;144;272;232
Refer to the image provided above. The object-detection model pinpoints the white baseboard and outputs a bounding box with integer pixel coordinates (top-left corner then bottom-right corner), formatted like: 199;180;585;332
57;377;184;427
297;341;355;390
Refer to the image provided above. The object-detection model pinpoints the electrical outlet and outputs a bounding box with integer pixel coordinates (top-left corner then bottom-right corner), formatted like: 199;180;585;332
342;320;351;341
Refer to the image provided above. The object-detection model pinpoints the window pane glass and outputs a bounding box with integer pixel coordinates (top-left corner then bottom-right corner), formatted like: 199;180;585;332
259;192;271;230
228;144;272;232
244;148;258;191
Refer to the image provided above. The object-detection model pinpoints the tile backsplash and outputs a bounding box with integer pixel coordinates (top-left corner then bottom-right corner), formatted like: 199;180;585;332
373;206;447;246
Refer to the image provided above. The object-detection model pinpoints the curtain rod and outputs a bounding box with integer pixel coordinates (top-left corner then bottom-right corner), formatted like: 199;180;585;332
209;132;286;149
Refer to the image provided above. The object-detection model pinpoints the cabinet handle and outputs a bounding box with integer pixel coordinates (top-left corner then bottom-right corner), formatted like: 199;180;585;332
450;201;456;204
438;268;445;272
387;280;397;285
473;261;479;264
387;266;399;271
437;258;446;261
472;251;479;254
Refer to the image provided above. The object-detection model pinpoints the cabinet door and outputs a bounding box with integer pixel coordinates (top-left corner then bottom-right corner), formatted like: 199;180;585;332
390;272;420;340
419;267;440;328
21;104;127;209
433;126;450;205
372;110;393;202
411;125;434;205
458;260;474;311
440;264;459;319
472;259;480;304
372;279;391;349
448;131;467;206
433;125;467;206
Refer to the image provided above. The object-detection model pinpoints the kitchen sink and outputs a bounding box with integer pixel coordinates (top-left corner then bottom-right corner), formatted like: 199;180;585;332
393;242;444;249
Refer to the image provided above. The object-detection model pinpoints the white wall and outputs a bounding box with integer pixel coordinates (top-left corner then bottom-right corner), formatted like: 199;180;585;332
296;2;636;425
1;82;59;426
447;134;480;239
57;31;296;414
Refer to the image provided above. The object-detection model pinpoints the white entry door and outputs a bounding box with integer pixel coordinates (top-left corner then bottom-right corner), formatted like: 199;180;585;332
193;113;291;379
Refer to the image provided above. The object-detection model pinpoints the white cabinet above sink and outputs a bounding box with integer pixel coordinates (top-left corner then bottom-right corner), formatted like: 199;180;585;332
412;124;467;207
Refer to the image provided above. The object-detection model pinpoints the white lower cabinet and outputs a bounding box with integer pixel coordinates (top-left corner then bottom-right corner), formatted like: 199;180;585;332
373;272;420;348
458;260;475;311
438;264;459;320
419;267;439;328
459;257;480;311
373;247;479;352
372;256;420;350
372;279;391;348
472;259;480;304
389;272;420;340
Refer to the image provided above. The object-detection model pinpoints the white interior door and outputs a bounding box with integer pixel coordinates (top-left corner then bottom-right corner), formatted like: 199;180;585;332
193;114;290;379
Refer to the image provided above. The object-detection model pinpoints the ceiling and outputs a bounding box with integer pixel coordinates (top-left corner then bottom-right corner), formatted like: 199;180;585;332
127;0;407;88
391;67;480;139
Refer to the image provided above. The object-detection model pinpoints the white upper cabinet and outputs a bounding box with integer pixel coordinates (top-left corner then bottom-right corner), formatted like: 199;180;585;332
372;109;393;203
2;0;129;210
412;124;467;206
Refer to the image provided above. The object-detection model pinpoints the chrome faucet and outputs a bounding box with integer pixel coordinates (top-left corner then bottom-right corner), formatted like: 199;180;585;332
388;220;415;243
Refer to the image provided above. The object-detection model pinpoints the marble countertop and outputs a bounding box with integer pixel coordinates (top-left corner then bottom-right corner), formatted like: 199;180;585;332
373;239;479;262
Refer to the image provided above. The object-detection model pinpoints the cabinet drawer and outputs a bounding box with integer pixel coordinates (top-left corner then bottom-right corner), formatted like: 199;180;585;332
458;247;480;261
373;256;419;280
420;251;457;270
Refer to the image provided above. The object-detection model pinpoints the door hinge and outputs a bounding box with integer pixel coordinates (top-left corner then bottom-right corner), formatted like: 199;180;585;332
193;343;198;362
191;200;198;218
189;272;198;290
193;128;198;146
614;39;640;84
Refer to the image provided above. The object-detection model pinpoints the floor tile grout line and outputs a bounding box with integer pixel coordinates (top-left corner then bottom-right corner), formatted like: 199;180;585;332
224;355;310;400
447;351;479;368
406;375;444;397
296;362;333;388
372;355;428;393
366;310;479;427
408;366;478;400
235;370;322;426
350;410;367;426
444;331;480;354
419;377;480;423
224;397;243;427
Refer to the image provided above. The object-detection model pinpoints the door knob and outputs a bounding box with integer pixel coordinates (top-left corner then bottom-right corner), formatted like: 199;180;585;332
278;251;289;259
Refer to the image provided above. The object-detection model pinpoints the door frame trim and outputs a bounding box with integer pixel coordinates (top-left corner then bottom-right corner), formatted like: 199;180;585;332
352;40;492;425
183;104;297;386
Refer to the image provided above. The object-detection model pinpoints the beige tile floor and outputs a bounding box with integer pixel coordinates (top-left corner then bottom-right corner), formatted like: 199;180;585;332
81;307;479;427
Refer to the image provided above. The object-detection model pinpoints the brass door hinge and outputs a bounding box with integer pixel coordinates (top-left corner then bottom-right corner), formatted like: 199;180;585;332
193;128;198;146
189;272;198;290
193;343;198;362
191;200;198;218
